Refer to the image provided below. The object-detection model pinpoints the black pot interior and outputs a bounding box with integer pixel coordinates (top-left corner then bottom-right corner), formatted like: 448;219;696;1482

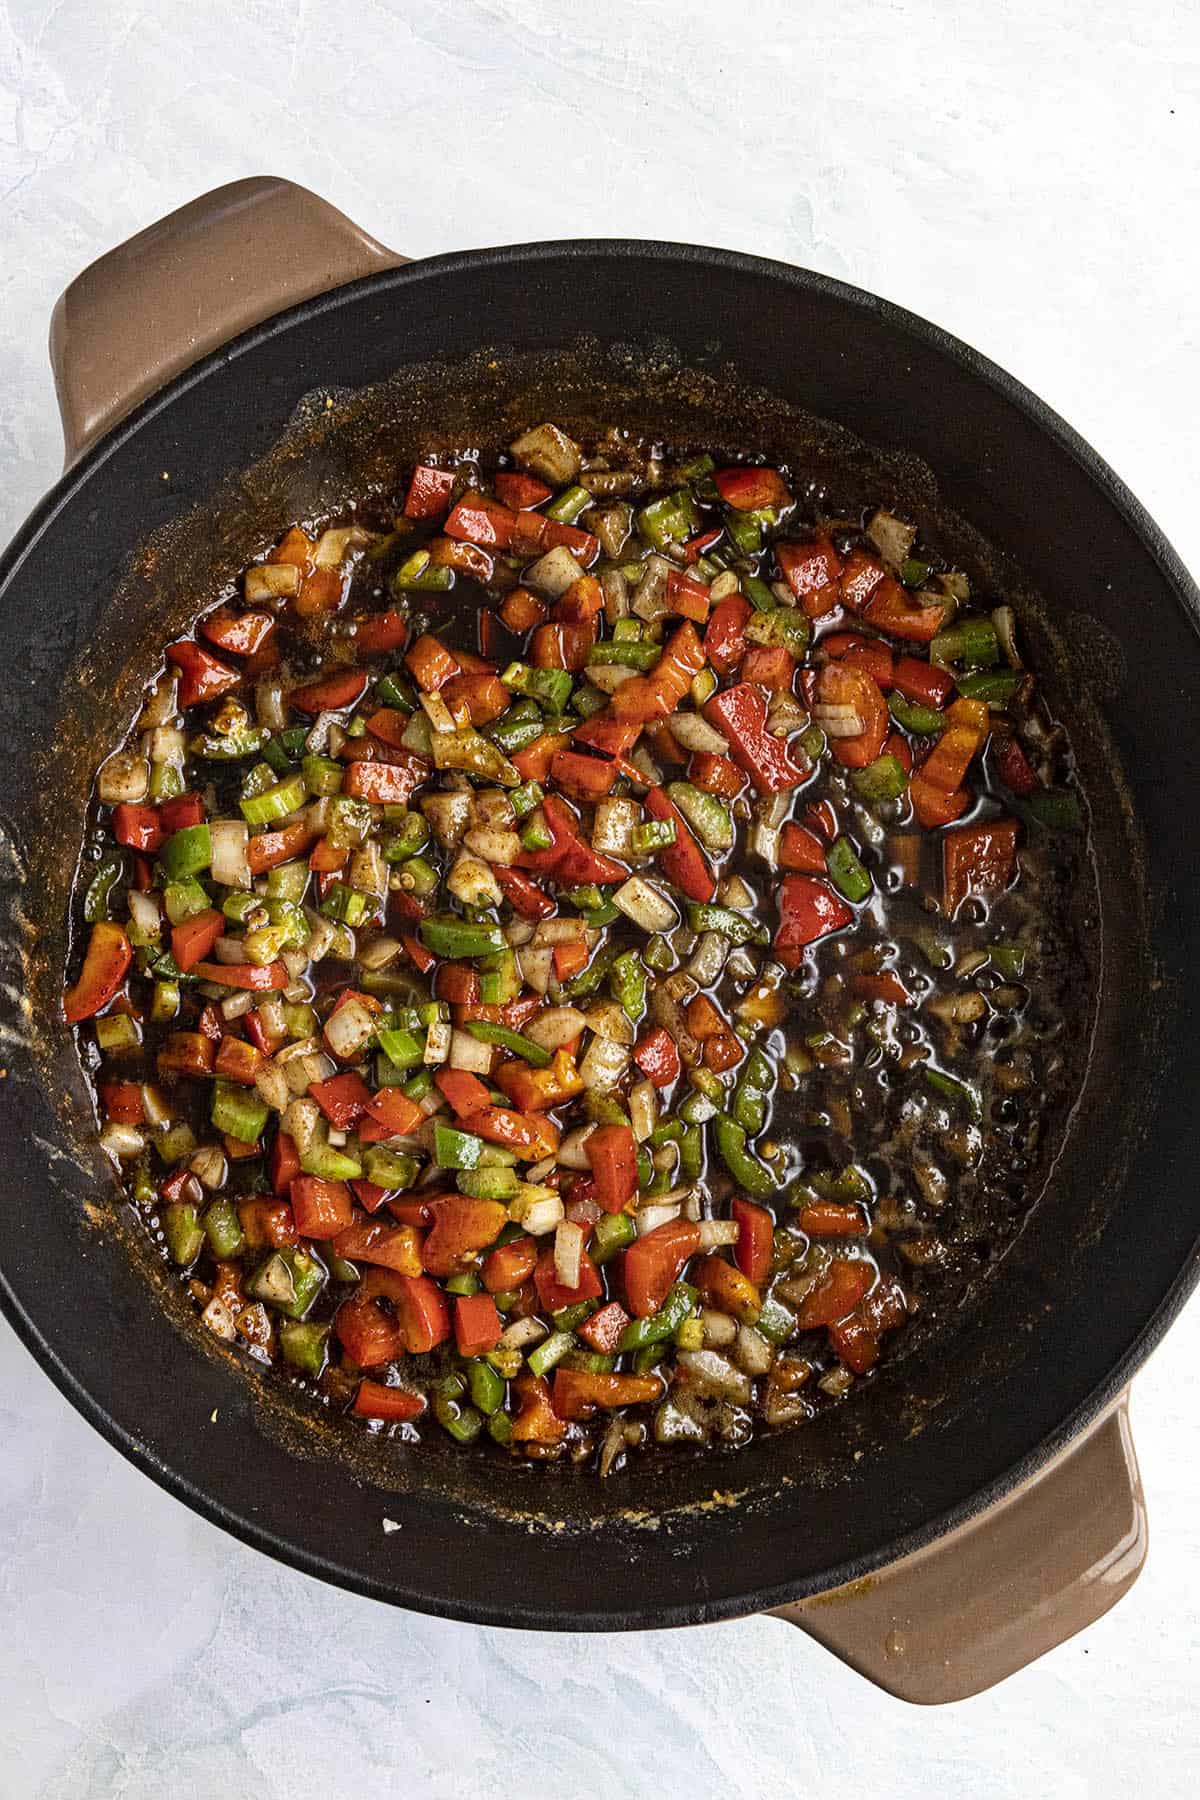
0;244;1197;1627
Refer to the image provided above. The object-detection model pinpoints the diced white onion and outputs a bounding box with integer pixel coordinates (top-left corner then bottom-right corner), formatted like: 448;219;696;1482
463;826;521;866
687;930;728;987
503;919;536;948
667;712;729;756
866;509;917;569
201;1297;237;1341
532;917;588;946
813;703;863;739
613;875;679;934
255;1062;292;1112
449;1029;494;1073
584;661;638;695
735;1324;773;1375
220;992;254;1021
349;840;387;900
509;1190;564;1235
210;820;251;890
697;1219;740;1250
419;691;457;735
255;678;287;732
592;797;642;857
211;936;246;965
579;1035;631;1091
281;1096;321;1152
302;912;338;963
583;999;635;1045
510;423;581;486
636;1201;683;1235
245;563;300;603
424;1019;452;1065
517;945;555;995
701;1309;738;1347
674;1349;753;1402
524;1007;586;1052
357;934;402;972
629;1079;658;1142
304;710;340;753
556;1124;596;1170
525;545;585;597
420;790;473;847
709;571;741;602
189;1145;228;1191
140;1084;173;1129
97;750;149;804
526;1155;557;1184
323;996;376;1060
498;1314;550;1351
126;889;161;939
99;1121;145;1161
554;1220;584;1290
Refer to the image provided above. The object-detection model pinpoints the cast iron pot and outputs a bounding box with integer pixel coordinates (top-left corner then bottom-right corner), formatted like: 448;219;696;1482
1;179;1197;1704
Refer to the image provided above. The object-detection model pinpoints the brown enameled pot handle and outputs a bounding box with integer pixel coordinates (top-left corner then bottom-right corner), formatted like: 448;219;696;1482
49;176;406;465
773;1393;1145;1704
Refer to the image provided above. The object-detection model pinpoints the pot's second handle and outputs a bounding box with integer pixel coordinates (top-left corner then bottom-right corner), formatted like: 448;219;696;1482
776;1396;1145;1704
49;176;405;465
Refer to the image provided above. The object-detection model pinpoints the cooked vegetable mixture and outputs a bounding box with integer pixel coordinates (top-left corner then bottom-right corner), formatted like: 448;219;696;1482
68;423;1086;1472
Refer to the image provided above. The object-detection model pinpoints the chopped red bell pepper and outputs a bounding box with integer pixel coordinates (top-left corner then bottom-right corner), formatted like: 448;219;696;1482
779;822;828;873
434;1066;492;1120
351;1178;393;1215
703;593;752;675
499;586;550;633
774;874;854;968
481;1234;539;1293
190;959;290;990
893;656;953;708
402;464;456;519
342;758;428;804
550;748;618;802
623;1218;701;1318
494;470;552;510
822;633;895;690
429;535;494;583
166;640;242;709
732;1197;774;1286
633;1026;681;1089
541;520;598;562
290;668;370;715
776;537;844;615
609;622;706;723
155;1030;217;1079
246;820;315;874
63;921;132;1022
170;907;225;972
533;1243;603;1315
510;1373;567;1444
441;672;510;725
444;496;521;549
331;1218;424;1275
453;1292;503;1357
269;1133;301;1197
552;939;589;981
849;970;913;1008
942;818;1019;914
490;865;553;921
531;620;595;672
98;1079;144;1123
992;734;1039;797
214;1035;265;1086
405;634;462;693
665;570;712;623
703;682;811;794
111;804;163;852
421;1195;508;1277
816;662;889;768
238;1195;297;1249
909;776;970;828
713;466;791;511
571;715;641;760
511;730;571;784
585;1122;639;1215
863;577;946;642
682;526;724;563
828;1274;908;1373
199;608;275;659
352;610;409;656
794;1257;874;1330
290;1175;356;1239
551;1367;664;1420
742;644;797;691
797;1201;867;1237
838;549;887;611
919;697;990;792
157;791;206;833
353;1379;426;1422
687;751;744;799
470;1106;559;1160
557;575;605;624
643;786;716;902
309;1070;373;1128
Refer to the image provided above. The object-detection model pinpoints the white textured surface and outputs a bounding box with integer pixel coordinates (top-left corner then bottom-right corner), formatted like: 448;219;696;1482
2;1;1199;1792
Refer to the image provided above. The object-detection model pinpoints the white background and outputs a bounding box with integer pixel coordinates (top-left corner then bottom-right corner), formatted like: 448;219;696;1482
2;2;1198;1794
